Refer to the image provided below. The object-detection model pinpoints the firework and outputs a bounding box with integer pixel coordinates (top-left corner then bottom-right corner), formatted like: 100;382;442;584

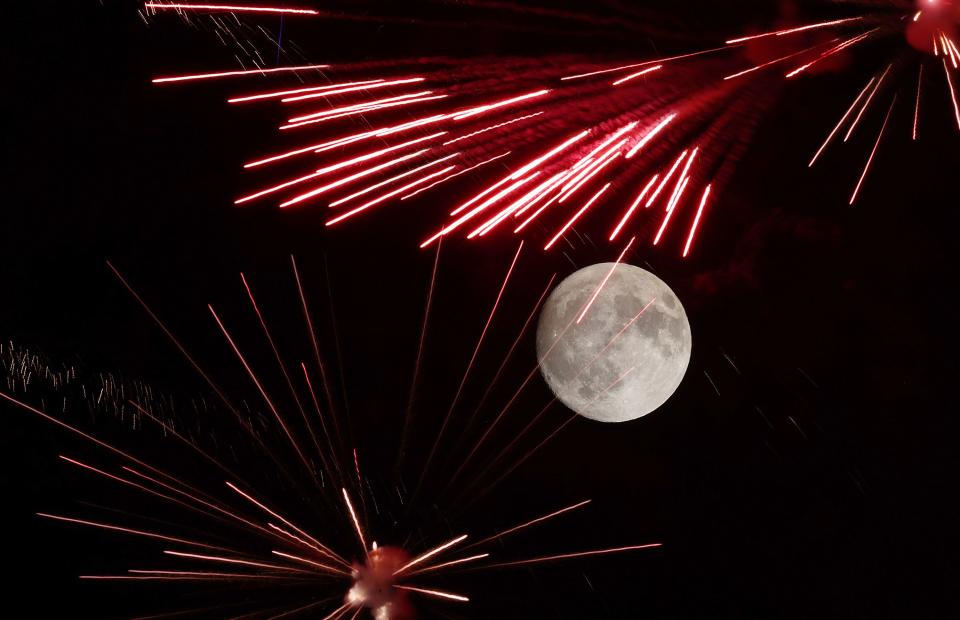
2;254;663;617
138;1;958;258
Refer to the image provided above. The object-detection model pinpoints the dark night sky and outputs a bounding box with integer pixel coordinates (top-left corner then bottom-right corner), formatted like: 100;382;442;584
2;1;958;618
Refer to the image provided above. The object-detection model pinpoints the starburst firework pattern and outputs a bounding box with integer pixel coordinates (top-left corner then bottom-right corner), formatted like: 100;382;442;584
1;249;668;618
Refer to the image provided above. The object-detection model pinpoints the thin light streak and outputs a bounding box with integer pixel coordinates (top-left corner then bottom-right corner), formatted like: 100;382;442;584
850;96;896;205
682;184;712;257
544;183;610;250
394;585;469;603
145;3;319;15
153;64;329;83
809;76;876;166
481;543;663;569
725;17;862;44
611;64;662;86
341;488;367;555
844;64;891;142
610;175;659;240
576;237;635;324
394;534;468;575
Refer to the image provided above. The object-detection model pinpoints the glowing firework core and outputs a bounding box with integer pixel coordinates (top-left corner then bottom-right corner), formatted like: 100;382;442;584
347;546;415;620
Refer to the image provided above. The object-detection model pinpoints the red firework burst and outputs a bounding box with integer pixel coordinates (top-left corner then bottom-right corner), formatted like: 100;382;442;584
140;1;960;258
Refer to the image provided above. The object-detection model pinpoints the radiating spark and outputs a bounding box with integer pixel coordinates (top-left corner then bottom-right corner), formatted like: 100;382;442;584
611;64;662;86
576;237;635;323
810;76;876;166
153;64;329;83
341;488;367;555
544;182;610;250
850;96;896;205
682;184;712;257
281;77;427;102
394;585;469;603
326;165;457;226
144;3;319;15
452;89;551;120
443;112;544;145
610;175;659;240
914;64;923;140
229;79;386;104
944;59;960;130
844;64;891;142
725;17;863;45
394;534;468;576
482;543;663;569
625;113;677;159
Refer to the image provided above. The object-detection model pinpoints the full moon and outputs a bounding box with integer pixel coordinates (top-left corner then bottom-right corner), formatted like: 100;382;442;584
536;263;691;423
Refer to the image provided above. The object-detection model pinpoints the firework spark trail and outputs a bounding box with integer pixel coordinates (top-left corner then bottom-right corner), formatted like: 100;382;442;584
576;236;636;324
415;242;523;498
241;273;336;484
463;499;592;551
810;76;877;166
480;543;663;569
394;585;469;603
850;96;897;205
144;3;320;15
394;534;469;576
945;58;960;130
682;184;713;257
845;64;893;142
153;64;329;83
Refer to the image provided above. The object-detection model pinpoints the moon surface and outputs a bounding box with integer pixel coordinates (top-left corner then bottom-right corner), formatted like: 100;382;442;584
536;263;691;423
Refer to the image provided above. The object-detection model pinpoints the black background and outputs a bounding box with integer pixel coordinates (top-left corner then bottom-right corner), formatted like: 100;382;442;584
2;1;958;617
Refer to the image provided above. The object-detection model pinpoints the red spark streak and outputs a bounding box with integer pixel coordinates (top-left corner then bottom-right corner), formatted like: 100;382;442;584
544;182;610;250
341;488;368;555
724;43;826;81
236;134;444;204
229;79;386;104
421;174;539;246
626;113;677;159
442;113;544;146
406;553;489;576
646;150;688;207
914;65;923;141
481;543;662;569
653;176;691;245
466;499;592;550
611;64;663;86
610;174;658;240
850;97;896;205
226;481;347;565
576;237;635;323
844;65;891;142
809;76;876;166
944;59;960;130
786;30;876;78
281;78;427;103
144;3;319;14
326;165;457;226
394;585;469;603
401;151;511;200
329;153;459;208
153;64;329;83
271;550;345;574
560;45;734;81
682;184;712;257
394;534;468;576
725;17;863;44
164;550;309;573
37;513;226;550
452;89;551;120
280;149;430;208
